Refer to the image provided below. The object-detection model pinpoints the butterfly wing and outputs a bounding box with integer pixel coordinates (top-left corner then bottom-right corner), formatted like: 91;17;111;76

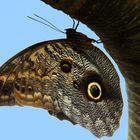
0;46;33;106
0;41;52;106
0;39;123;138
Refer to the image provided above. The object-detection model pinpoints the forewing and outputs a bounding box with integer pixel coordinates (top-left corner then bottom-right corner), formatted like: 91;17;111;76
0;42;46;106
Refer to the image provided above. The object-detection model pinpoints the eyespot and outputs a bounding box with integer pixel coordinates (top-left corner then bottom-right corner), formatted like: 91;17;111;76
87;82;102;101
60;59;72;73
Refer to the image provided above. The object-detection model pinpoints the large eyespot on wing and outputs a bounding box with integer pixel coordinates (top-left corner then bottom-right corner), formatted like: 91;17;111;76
79;47;123;137
54;45;123;138
87;82;102;101
60;72;123;138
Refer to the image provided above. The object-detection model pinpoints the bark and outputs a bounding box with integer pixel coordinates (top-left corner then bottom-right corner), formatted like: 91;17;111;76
41;0;140;140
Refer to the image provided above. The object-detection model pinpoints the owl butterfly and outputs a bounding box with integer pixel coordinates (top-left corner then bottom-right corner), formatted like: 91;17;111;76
0;18;123;138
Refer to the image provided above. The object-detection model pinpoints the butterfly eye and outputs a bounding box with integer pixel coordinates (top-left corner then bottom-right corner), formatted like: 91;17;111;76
60;59;72;73
87;82;102;101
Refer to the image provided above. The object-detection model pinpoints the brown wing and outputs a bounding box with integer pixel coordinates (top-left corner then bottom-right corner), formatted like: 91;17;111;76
0;42;47;106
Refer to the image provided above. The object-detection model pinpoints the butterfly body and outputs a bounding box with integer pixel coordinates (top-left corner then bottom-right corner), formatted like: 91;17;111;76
0;29;123;138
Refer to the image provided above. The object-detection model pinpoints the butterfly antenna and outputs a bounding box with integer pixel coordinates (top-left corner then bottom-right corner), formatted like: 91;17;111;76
27;15;65;34
27;16;58;31
34;14;65;34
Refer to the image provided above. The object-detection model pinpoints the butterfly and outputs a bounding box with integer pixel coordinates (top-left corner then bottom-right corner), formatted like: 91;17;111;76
0;18;123;138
